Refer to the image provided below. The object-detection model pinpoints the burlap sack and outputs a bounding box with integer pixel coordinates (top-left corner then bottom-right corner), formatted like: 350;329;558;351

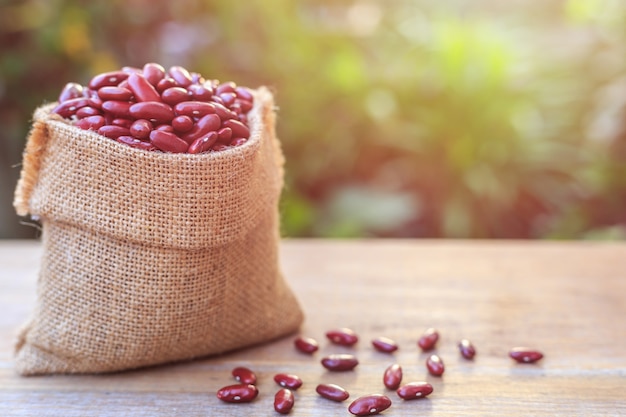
13;87;303;375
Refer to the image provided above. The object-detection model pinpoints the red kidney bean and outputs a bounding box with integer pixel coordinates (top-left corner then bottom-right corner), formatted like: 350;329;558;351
88;95;104;110
102;100;133;118
149;130;188;153
156;77;177;93
59;82;84;102
172;115;194;132
509;347;543;363
211;95;225;106
75;115;105;131
223;118;251;139
127;72;161;103
426;354;444;376
235;86;253;102
274;373;303;390
321;354;359;371
130;119;152;139
174;101;215;118
216;383;258;403
458;339;476;360
274;388;294;415
216;81;236;95
396;382;433;400
236;98;254;113
88;71;129;90
112;118;133;128
98;125;131;139
142;62;166;86
117;80;130;90
418;328;439;351
97;86;133;101
232;366;257;385
155;124;174;133
116;136;157;151
129;101;174;124
169;65;193;87
316;384;349;402
219;92;237;106
372;337;398;353
212;101;237;120
217;127;233;144
180;113;221;144
326;328;358;346
230;137;248;147
188;84;213;101
294;336;319;354
187;131;218;154
161;87;191;105
52;98;90;118
75;106;102;118
348;394;392;416
383;363;402;390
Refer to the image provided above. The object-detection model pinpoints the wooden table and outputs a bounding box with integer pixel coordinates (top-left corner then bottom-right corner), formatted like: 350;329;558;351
1;239;625;416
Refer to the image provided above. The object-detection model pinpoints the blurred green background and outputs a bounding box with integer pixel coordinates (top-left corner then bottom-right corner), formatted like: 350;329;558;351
2;0;626;239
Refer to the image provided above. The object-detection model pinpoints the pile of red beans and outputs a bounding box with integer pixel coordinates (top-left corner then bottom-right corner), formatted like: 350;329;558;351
52;63;254;154
216;327;543;415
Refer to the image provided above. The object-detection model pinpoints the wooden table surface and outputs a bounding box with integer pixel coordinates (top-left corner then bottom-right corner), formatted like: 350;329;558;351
1;239;625;416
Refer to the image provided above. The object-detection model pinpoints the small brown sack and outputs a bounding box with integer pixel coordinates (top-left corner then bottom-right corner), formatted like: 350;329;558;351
13;87;303;375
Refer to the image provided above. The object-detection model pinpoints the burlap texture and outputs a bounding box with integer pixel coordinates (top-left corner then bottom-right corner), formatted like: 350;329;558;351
13;87;304;375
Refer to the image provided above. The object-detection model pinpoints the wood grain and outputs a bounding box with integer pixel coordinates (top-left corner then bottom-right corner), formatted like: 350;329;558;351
1;239;625;416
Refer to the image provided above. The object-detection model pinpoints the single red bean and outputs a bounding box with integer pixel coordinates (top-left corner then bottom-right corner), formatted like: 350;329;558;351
75;106;102;118
316;384;349;402
169;65;193;87
142;62;166;86
172;115;194;132
161;87;191;105
321;354;359;371
149;130;188;153
127;72;161;102
274;388;294;415
216;383;258;403
217;127;233;144
212;101;237;120
59;82;84;102
348;394;392;416
383;363;402;390
75;115;105;131
102;100;133;118
232;366;257;385
88;70;129;90
155;124;174;133
117;80;130;89
180;113;221;144
97;86;133;101
235;86;253;101
219;92;237;106
396;382;433;400
509;347;543;363
326;328;358;346
174;101;215;118
216;81;237;95
112;118;133;128
52;98;90;118
274;373;303;390
294;336;319;354
187;131;218;154
230;137;248;147
372;337;398;353
156;77;177;93
418;328;439;351
129;101;175;124
426;354;444;376
130;119;153;139
236;98;254;113
188;84;213;101
88;95;104;110
223;118;251;139
98;125;131;139
116;136;157;151
459;339;476;360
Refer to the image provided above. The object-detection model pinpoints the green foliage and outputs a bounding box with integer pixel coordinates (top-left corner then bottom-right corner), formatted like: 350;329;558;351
1;0;625;239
